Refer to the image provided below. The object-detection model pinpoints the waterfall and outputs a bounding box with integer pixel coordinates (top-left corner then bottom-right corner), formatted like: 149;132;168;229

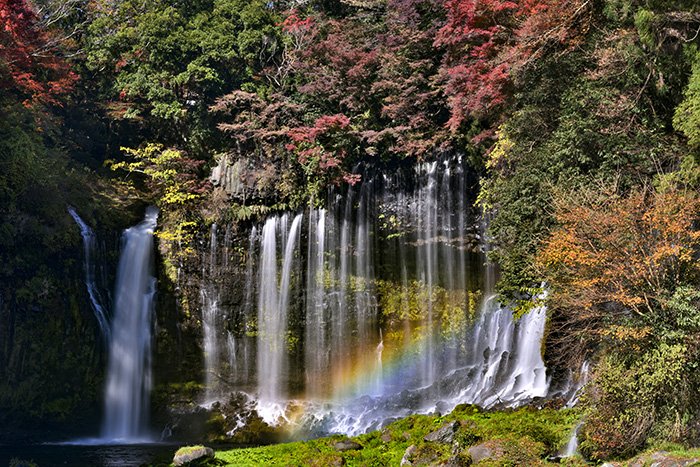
455;294;549;408
239;226;258;387
354;179;376;375
566;360;590;407
256;214;303;422
102;207;158;442
67;207;110;340
305;209;328;398
205;157;554;435
375;330;384;396
202;223;221;403
201;288;220;403
561;422;583;457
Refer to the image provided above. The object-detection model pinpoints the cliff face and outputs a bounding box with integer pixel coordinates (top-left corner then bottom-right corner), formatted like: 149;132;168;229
0;206;127;442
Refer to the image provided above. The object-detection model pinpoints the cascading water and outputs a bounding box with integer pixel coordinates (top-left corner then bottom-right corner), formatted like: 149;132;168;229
256;214;303;422
561;422;583;458
449;294;549;408
200;157;556;436
202;223;221;403
201;287;220;403
68;207;110;340
102;207;158;442
305;209;329;398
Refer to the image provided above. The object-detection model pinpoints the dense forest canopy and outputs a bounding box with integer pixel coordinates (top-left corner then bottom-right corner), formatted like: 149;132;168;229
1;0;699;462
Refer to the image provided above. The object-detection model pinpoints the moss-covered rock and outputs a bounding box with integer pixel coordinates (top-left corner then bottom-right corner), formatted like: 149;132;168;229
173;445;215;466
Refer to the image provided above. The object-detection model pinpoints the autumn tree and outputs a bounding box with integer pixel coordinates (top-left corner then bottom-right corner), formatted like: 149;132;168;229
107;143;211;261
435;0;592;131
540;183;700;346
211;90;305;208
0;0;76;106
211;1;453;212
539;183;700;458
289;0;451;158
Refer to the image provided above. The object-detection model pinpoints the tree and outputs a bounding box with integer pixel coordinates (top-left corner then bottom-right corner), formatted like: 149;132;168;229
539;183;700;349
435;0;592;131
539;183;700;459
107;143;211;258
287;113;361;195
0;0;76;106
211;1;453;211
109;144;209;206
674;45;700;149
83;0;281;151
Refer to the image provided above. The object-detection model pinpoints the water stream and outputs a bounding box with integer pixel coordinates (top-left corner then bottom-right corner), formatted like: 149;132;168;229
561;422;583;457
68;207;110;340
102;207;158;442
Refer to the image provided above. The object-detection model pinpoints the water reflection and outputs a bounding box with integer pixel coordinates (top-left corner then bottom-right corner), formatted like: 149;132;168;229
0;443;175;467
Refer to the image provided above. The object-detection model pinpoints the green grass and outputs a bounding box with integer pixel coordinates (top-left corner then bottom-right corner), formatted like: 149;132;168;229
213;406;582;466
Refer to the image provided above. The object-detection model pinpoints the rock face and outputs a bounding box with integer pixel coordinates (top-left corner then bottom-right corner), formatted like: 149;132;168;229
173;445;215;466
334;440;363;452
210;154;248;197
424;421;460;444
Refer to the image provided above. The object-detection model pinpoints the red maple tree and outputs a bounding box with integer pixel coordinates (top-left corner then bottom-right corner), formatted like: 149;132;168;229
435;0;591;131
0;0;76;107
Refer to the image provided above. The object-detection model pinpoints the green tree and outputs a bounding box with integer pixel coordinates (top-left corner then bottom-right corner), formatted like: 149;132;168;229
84;0;281;152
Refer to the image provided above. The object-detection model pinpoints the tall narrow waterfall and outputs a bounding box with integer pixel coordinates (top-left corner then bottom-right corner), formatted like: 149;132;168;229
202;223;221;403
102;208;158;442
68;207;110;340
256;214;303;420
202;157;553;435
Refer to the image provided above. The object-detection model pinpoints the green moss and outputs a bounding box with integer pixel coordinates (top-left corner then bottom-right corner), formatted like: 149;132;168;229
376;279;480;338
214;407;581;466
175;445;209;456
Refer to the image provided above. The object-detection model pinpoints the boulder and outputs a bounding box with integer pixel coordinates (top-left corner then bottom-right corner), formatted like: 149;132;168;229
400;444;440;466
467;443;494;464
424;420;460;444
334;440;363;452
173;445;215;466
401;445;418;466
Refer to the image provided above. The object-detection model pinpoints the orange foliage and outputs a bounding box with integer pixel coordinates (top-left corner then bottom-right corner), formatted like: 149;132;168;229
540;185;700;342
